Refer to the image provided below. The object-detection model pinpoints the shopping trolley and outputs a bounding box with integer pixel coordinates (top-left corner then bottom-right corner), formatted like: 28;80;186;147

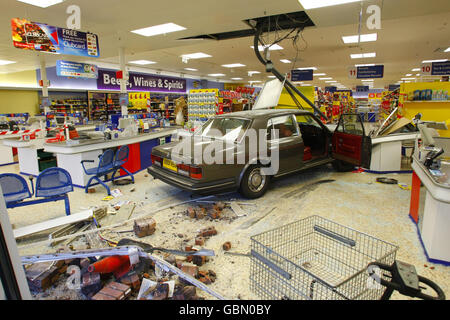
250;215;445;300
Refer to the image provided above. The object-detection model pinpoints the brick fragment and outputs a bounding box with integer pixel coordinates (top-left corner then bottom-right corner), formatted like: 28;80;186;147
195;236;205;246
133;217;156;238
181;264;199;278
222;241;232;251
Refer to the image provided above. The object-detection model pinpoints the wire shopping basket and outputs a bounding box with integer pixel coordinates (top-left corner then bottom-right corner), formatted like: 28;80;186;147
250;215;399;300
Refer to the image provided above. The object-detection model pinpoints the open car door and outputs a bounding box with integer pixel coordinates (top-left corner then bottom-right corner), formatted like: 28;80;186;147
332;114;371;168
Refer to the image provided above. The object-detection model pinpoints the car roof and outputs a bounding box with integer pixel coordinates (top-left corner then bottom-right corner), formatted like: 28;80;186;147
215;108;313;120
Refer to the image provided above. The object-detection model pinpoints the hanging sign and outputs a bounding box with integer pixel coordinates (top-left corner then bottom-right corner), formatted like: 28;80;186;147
388;84;400;91
349;65;384;79
356;86;369;92
11;18;99;57
56;60;98;79
421;61;450;76
97;69;186;93
291;69;313;81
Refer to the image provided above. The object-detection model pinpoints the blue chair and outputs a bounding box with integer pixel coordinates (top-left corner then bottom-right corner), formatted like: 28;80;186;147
81;149;115;195
0;168;73;216
111;145;135;184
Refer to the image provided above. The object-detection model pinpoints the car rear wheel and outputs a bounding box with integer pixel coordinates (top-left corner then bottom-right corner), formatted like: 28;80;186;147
239;165;270;199
332;159;355;172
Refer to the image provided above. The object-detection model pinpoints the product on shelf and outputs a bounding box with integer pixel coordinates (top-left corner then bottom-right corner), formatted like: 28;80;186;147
188;89;219;122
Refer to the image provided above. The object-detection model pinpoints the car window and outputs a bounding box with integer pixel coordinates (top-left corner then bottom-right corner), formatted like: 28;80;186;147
267;115;298;140
296;114;322;129
336;114;364;135
198;117;251;142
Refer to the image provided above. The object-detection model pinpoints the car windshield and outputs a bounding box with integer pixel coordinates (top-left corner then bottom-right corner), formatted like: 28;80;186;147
197;118;251;142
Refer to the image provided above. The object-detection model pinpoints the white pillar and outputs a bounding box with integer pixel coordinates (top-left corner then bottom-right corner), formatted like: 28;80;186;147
119;47;128;116
40;58;50;115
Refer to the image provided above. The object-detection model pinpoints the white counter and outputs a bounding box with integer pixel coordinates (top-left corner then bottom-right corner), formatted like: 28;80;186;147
411;155;450;263
43;128;176;154
368;133;419;172
43;128;177;188
2;138;48;175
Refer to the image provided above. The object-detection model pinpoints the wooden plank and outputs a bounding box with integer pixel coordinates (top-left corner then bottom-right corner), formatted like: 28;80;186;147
14;209;93;239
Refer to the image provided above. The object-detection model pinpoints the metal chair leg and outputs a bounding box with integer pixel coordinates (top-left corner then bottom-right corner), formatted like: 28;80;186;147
85;176;96;193
94;176;111;196
64;194;71;216
119;166;135;183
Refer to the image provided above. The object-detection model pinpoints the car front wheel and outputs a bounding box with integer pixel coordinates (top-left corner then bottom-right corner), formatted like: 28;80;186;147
239;165;270;199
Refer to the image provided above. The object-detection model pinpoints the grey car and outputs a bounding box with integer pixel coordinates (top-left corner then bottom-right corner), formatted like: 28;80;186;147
147;109;371;198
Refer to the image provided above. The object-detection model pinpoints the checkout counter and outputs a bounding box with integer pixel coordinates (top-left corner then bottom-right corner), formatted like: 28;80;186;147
43;128;176;187
409;123;450;265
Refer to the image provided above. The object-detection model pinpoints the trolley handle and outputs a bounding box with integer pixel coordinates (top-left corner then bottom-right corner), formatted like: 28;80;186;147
368;261;446;300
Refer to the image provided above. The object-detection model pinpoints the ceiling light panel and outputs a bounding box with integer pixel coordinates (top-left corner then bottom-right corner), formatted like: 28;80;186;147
208;73;225;77
351;53;376;59
355;64;375;67
280;59;291;63
181;52;212;59
314;73;326;76
184;68;198;71
298;0;361;10
131;23;186;37
411;68;420;71
17;0;64;8
0;60;16;65
231;78;243;80
251;44;283;51
342;33;377;44
297;67;317;70
320;77;332;80
128;60;156;65
222;63;246;68
422;59;448;63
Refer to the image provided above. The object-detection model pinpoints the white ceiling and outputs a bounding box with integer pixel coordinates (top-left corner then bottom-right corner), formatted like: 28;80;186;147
1;0;449;89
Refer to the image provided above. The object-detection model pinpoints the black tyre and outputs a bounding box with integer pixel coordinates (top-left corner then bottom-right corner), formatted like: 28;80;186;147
332;159;355;172
239;165;270;199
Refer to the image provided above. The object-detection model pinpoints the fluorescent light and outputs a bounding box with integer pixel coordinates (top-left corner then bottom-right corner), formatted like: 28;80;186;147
280;59;291;63
181;52;212;59
298;0;361;10
320;77;332;80
208;73;225;77
184;68;198;71
314;73;326;76
422;59;448;63
251;44;283;51
416;74;421;76
325;80;337;83
249;81;262;83
342;33;377;44
17;0;64;8
412;68;420;71
355;64;375;67
131;23;186;37
222;63;246;68
268;76;276;78
128;60;156;65
405;74;412;77
231;78;243;80
0;60;16;66
401;78;415;80
297;67;317;70
361;79;374;82
445;47;450;53
248;71;261;75
351;52;376;59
